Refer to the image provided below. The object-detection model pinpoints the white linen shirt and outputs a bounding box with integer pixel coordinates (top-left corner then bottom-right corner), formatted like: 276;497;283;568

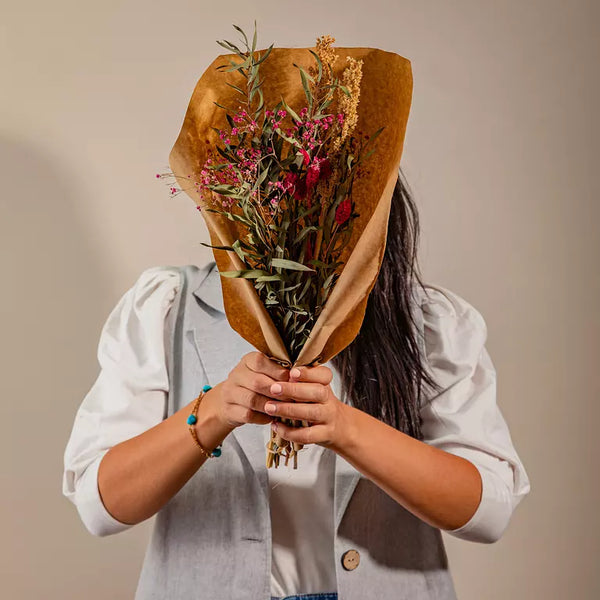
62;266;531;595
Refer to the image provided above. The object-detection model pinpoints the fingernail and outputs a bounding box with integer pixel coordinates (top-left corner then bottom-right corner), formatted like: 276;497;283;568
265;403;276;413
271;383;282;394
271;422;278;432
290;367;301;378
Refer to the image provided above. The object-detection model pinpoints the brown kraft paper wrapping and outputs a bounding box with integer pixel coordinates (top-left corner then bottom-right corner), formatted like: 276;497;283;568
168;46;413;372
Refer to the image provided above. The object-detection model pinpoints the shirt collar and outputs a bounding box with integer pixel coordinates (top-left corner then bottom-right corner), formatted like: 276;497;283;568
193;260;225;313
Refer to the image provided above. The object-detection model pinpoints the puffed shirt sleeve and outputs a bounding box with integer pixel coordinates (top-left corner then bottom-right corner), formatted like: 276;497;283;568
417;284;531;544
61;266;182;537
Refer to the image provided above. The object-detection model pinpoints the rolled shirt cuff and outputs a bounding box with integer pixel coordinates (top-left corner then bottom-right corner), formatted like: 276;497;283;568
443;463;513;544
74;449;136;537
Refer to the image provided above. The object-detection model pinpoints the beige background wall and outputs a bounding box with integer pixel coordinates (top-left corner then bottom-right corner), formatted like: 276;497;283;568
2;1;598;598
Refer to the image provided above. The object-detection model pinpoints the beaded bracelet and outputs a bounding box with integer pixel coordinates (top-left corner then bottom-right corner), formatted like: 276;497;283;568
187;384;222;458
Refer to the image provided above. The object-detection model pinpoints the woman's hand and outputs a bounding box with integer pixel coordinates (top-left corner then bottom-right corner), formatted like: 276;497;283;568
264;365;354;451
212;351;291;429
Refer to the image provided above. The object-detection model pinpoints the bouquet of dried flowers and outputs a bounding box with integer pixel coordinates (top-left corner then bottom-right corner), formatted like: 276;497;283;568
159;22;387;468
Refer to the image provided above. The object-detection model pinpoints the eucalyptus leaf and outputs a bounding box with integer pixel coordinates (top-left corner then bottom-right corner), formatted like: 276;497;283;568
338;84;351;97
252;166;270;192
280;97;301;123
231;24;250;49
216;145;233;161
298;68;313;112
255;43;274;65
276;130;300;148
297;276;312;302
308;49;323;82
220;269;270;279
199;242;235;252
272;134;284;158
292;63;316;84
282;281;303;292
216;40;244;56
254;87;265;114
210;183;239;196
293;203;321;222
271;258;315;272
365;126;385;146
294;225;319;244
225;82;247;97
214;101;233;111
223;54;253;72
307;258;330;268
225;113;236;130
231;239;246;262
220;59;245;73
225;212;254;226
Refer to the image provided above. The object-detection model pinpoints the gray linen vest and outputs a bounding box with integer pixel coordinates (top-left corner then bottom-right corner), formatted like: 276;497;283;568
134;260;458;600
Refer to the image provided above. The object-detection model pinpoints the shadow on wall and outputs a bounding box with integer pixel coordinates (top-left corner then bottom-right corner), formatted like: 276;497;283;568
0;136;149;598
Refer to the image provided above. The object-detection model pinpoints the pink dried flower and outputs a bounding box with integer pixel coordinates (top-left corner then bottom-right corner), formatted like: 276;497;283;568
306;161;321;190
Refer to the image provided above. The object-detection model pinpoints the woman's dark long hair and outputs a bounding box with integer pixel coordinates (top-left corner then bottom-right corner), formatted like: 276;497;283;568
330;168;443;441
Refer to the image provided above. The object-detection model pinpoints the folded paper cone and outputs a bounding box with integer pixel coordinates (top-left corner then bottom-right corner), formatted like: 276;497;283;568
169;46;412;368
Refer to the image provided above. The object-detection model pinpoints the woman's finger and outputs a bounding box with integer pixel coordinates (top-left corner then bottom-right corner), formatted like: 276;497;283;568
264;400;325;422
271;421;330;446
228;403;273;426
229;385;281;415
289;365;332;385
230;365;285;398
268;380;330;403
243;351;290;381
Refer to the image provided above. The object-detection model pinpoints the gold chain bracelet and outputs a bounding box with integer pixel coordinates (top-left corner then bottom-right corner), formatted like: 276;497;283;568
186;384;222;458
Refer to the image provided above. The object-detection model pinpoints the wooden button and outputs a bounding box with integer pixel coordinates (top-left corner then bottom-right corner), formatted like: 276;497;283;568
341;549;360;571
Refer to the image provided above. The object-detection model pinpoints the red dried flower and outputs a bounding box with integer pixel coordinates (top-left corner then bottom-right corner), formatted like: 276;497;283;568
334;197;352;225
319;157;332;180
293;177;307;202
283;171;298;190
299;148;311;166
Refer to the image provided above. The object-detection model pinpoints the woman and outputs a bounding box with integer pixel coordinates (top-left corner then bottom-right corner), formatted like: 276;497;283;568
62;170;531;600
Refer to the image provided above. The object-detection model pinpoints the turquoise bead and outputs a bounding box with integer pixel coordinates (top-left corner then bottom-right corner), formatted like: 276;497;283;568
202;384;212;392
187;414;197;425
211;446;222;457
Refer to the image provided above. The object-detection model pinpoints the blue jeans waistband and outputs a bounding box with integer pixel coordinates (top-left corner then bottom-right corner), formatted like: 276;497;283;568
270;594;338;600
